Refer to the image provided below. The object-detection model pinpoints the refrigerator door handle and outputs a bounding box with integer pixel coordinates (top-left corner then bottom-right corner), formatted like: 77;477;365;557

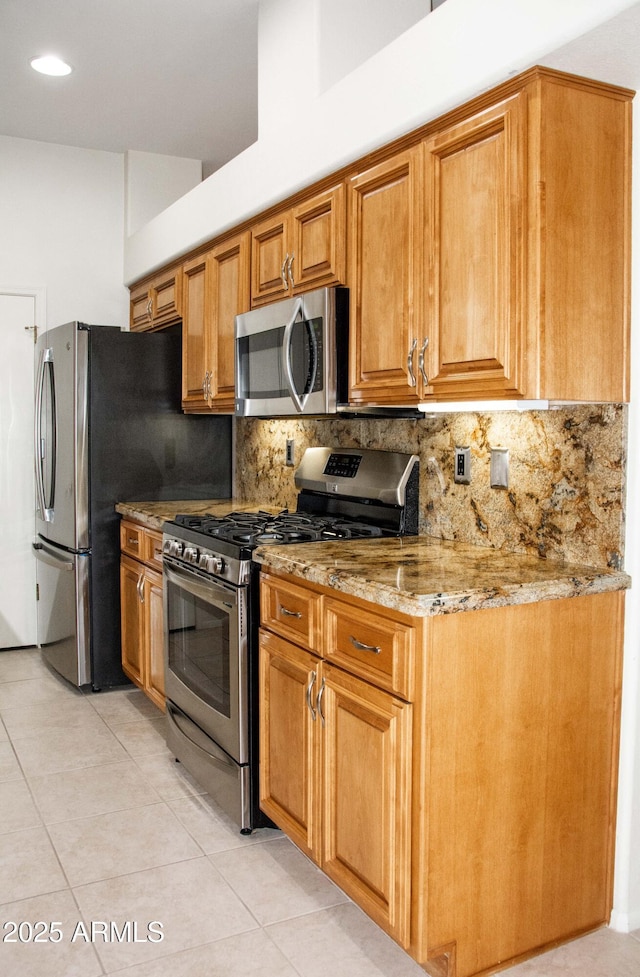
32;541;74;571
34;347;56;522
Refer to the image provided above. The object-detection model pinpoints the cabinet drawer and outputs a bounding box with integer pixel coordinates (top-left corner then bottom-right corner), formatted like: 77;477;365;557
120;521;144;560
324;597;414;700
143;530;164;571
260;574;321;652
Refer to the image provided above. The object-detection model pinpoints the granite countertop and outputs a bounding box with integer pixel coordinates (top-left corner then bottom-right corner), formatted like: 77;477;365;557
115;499;285;532
116;501;630;616
253;535;631;617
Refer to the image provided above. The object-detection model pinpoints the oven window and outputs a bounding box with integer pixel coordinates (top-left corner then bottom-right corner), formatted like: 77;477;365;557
167;585;231;717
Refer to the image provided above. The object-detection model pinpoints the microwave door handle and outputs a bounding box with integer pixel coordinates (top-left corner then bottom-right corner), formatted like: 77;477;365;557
282;297;306;412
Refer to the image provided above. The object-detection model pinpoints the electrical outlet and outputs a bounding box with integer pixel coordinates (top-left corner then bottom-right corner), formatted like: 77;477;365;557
454;447;471;484
490;447;509;488
285;439;295;467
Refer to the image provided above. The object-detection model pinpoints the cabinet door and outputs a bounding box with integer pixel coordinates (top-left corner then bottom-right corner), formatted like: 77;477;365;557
290;184;346;294
259;630;320;860
129;284;152;332
251;213;290;306
208;232;250;411
348;146;424;405
424;93;527;400
320;663;413;946
144;567;165;711
120;556;144;688
181;253;210;410
151;267;183;327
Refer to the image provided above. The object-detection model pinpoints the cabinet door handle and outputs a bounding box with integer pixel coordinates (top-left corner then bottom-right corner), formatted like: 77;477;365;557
137;573;145;603
146;298;152;319
350;635;381;655
407;338;417;387
287;252;295;288
316;676;326;727
418;337;429;386
281;253;290;290
306;670;317;721
279;604;302;619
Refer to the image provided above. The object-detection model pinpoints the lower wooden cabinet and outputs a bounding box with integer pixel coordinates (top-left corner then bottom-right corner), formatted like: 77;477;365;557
259;569;625;977
259;630;412;946
119;520;165;710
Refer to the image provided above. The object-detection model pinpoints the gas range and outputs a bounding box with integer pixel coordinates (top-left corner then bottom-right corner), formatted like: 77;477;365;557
162;447;419;585
161;446;419;834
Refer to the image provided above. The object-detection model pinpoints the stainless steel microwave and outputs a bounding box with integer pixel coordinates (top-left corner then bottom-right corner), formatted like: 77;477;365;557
234;286;348;416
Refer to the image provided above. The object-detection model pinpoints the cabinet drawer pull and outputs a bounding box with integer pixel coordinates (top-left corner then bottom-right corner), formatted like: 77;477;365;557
279;604;302;619
350;635;382;655
306;670;317;720
128;536;139;546
407;337;417;387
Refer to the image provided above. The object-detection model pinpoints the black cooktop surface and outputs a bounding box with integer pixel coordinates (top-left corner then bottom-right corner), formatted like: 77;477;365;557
172;510;384;547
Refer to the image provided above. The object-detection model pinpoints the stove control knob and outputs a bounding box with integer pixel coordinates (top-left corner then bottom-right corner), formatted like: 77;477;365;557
163;539;183;558
183;546;199;564
201;554;224;575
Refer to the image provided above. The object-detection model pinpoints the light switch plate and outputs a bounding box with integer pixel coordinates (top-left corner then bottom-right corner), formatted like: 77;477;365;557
490;447;509;489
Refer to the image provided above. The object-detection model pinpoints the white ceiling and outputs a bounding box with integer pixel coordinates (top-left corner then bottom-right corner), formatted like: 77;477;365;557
0;0;260;178
2;0;640;187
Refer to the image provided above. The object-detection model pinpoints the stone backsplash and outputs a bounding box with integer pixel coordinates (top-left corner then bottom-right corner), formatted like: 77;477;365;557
234;404;627;570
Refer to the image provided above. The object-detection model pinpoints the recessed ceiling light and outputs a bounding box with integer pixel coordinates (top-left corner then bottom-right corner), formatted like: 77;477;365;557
30;55;73;77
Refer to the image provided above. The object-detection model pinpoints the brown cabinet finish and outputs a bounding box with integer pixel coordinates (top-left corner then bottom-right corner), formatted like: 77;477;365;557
423;92;527;400
119;519;166;710
251;184;346;306
413;590;624;977
259;569;625;977
129;265;183;332
259;573;415;945
348;68;631;406
347;146;424;405
182;232;250;413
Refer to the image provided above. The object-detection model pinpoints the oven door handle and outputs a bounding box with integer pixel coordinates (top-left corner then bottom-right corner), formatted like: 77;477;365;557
164;561;238;610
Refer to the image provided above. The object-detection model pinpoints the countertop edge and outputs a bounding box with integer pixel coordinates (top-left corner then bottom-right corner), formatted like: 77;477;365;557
253;549;631;617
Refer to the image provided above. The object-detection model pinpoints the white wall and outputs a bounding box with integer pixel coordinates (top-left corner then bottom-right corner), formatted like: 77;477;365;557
123;0;637;284
0;136;128;329
125;151;202;237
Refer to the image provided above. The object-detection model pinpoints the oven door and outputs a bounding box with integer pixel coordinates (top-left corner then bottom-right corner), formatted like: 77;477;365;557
163;560;248;764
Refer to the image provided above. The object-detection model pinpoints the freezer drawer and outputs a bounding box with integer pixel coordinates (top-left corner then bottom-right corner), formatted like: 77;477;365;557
33;538;90;686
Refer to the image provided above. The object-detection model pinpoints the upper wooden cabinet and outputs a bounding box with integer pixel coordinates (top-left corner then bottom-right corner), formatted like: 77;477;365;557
348;146;424;405
129;264;183;332
250;184;346;306
347;68;632;406
181;231;250;413
423;91;527;400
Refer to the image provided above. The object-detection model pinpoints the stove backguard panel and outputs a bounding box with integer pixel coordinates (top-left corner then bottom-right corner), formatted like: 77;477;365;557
233;404;626;570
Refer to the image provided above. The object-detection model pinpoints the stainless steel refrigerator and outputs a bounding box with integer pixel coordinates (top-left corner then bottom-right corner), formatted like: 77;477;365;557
33;321;231;690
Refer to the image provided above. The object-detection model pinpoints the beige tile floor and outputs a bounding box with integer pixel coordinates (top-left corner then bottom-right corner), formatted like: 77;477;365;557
0;647;639;977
